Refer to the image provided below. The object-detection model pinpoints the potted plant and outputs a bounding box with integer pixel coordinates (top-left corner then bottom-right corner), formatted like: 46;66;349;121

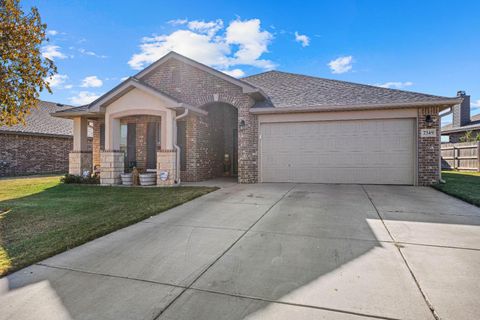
120;172;133;185
120;163;135;186
139;170;156;186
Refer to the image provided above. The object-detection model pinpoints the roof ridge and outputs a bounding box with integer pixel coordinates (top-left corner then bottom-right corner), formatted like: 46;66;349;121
243;70;455;100
37;99;75;108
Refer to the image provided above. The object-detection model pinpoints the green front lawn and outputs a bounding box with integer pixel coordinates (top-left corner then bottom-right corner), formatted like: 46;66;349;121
0;176;216;276
433;171;480;207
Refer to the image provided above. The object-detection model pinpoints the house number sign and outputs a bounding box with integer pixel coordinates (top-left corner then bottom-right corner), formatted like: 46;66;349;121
420;128;436;138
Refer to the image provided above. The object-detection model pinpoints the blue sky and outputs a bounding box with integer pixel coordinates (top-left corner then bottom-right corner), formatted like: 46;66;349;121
23;0;480;124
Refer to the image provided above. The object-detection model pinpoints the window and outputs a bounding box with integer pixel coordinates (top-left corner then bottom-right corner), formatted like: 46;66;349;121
156;121;162;148
120;124;128;152
99;123;105;150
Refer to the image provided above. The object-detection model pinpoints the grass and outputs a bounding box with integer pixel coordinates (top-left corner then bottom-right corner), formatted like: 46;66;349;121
0;175;216;276
433;171;480;207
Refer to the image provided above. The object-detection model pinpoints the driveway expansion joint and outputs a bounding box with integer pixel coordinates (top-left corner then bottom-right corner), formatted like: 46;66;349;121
361;185;440;320
186;287;398;320
35;263;188;289
36;261;395;320
152;183;298;320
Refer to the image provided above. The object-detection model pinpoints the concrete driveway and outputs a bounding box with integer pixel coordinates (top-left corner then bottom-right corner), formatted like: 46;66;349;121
1;183;479;320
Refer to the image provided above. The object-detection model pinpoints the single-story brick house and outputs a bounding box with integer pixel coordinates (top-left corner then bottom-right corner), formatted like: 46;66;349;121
53;51;461;186
441;91;480;142
0;101;92;177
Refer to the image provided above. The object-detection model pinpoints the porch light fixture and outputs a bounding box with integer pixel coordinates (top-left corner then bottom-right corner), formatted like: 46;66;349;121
425;115;434;127
239;119;246;130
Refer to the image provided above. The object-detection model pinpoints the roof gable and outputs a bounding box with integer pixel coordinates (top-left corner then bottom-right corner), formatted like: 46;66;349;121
134;51;266;99
54;77;208;118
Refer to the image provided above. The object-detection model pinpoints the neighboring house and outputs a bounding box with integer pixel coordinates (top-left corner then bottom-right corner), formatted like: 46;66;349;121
441;92;480;142
53;51;461;186
0;101;91;177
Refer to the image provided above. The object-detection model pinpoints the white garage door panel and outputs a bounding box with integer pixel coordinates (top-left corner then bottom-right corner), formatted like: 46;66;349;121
260;119;415;185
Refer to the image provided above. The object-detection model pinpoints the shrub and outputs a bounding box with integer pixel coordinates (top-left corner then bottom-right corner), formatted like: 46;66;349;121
61;174;100;184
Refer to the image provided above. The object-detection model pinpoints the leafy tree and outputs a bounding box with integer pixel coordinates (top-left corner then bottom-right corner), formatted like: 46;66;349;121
460;130;474;143
0;0;56;126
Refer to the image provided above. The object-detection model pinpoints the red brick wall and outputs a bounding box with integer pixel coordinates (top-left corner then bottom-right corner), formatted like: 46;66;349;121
0;133;72;177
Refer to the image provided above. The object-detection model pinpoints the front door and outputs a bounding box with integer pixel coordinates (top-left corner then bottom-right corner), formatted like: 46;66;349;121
120;123;137;169
146;122;158;170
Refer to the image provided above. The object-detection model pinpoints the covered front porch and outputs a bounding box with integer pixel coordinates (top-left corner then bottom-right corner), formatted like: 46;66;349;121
59;79;240;186
63;81;198;186
69;116;179;186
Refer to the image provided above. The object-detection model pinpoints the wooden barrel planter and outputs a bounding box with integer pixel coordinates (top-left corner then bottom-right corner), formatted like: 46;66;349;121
139;173;156;186
120;173;133;186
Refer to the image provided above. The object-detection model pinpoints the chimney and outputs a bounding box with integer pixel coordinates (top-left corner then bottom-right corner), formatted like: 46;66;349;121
452;91;470;127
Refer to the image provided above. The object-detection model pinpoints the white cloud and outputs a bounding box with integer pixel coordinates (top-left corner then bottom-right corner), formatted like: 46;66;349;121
81;76;103;88
78;48;107;58
168;19;188;25
187;19;223;36
69;91;100;105
376;81;414;89
328;56;353;74
472;99;480;109
45;74;68;88
222;69;245;78
129;30;230;70
225;19;274;69
120;76;129;81
128;18;275;75
64;84;73;89
41;45;67;60
47;30;59;36
294;31;310;47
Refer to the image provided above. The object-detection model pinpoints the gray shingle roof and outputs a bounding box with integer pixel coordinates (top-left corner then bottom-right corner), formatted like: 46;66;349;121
243;71;458;109
0;101;91;137
442;113;480;133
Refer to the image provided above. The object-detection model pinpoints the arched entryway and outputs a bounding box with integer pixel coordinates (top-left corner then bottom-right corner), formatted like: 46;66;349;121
177;102;239;182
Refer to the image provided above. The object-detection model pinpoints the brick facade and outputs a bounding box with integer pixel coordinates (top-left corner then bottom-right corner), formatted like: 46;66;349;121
143;57;258;183
418;106;441;186
0;132;91;177
179;104;237;182
92;116;161;171
87;57;443;186
92;120;103;169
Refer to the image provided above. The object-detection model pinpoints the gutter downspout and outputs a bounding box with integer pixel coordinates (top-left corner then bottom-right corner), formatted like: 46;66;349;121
438;106;453;183
173;109;189;186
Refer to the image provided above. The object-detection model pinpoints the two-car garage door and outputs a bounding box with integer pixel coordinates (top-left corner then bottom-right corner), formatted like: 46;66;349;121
260;118;415;185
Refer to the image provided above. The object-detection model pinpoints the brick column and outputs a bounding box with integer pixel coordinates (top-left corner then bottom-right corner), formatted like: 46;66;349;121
238;99;258;184
418;106;440;186
100;151;124;185
69;151;92;175
157;150;176;186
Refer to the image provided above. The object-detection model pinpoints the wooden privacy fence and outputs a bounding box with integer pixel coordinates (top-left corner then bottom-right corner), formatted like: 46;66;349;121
441;142;480;171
